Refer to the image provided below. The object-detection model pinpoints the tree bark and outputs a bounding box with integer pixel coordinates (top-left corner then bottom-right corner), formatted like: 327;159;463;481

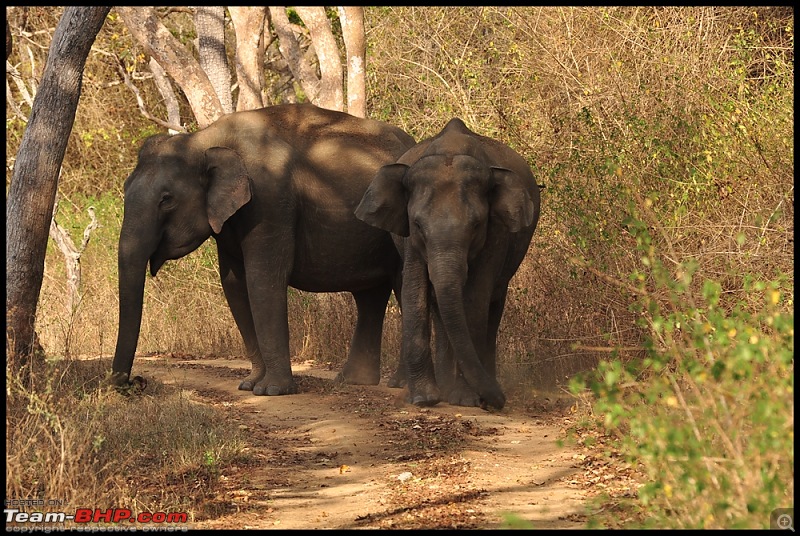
6;6;110;369
294;6;343;112
229;6;266;111
116;6;222;128
194;6;233;114
338;6;366;117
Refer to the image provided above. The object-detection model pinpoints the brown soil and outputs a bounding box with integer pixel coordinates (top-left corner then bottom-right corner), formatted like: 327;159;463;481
133;354;631;529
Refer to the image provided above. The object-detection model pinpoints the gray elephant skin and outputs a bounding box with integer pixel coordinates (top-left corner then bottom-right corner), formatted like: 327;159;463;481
355;118;541;410
111;103;416;395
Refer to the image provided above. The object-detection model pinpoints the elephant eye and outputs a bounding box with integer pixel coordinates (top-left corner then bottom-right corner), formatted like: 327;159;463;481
159;192;175;208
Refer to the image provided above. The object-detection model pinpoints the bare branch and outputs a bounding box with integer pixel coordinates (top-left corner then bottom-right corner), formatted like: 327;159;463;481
115;55;186;133
6;58;34;107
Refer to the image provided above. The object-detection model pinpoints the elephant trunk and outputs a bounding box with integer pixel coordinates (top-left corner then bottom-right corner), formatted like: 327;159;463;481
110;223;156;386
427;253;506;409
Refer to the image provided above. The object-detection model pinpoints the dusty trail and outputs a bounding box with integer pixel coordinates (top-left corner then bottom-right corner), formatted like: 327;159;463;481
137;355;590;529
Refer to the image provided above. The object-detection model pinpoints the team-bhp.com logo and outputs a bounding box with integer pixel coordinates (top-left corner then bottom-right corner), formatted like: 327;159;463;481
5;507;189;530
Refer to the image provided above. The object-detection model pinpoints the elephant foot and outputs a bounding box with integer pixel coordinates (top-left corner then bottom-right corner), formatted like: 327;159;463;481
449;377;506;410
407;380;441;407
445;386;482;408
252;378;298;396
410;394;441;407
238;379;255;391
109;371;131;387
112;375;148;396
238;372;265;391
386;366;407;388
479;386;506;410
336;363;380;386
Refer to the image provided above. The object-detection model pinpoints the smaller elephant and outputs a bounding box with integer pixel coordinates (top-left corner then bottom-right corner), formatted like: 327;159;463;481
355;118;541;410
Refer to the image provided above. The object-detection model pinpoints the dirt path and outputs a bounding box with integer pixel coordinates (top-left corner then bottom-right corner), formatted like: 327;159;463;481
137;355;592;529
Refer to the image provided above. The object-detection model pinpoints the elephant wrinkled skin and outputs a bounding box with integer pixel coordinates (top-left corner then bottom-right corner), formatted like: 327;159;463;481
355;118;541;410
111;103;416;396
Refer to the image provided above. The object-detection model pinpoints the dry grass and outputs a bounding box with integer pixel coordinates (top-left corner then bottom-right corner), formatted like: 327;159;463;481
5;356;246;522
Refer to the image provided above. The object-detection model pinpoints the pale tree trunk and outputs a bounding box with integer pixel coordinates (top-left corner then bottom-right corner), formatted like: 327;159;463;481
148;57;182;134
294;6;343;112
194;6;233;114
116;6;223;128
48;200;98;316
229;6;266;111
6;6;110;370
338;6;366;117
269;6;320;103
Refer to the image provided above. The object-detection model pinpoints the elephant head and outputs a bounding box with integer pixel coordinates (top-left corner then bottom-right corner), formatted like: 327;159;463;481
355;118;538;409
110;133;252;386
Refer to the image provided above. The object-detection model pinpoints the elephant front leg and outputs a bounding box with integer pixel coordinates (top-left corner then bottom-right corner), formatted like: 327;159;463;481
336;284;392;385
249;286;297;396
218;248;265;391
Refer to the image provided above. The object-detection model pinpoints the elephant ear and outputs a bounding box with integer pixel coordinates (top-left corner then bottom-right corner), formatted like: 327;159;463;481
490;166;534;233
354;163;411;237
204;146;253;234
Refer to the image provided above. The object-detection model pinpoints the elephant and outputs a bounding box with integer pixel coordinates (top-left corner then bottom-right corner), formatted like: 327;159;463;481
111;103;416;395
354;118;541;410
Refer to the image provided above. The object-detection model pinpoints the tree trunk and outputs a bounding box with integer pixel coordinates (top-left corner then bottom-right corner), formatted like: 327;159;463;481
269;6;320;103
338;6;366;117
148;57;182;134
229;6;266;111
294;6;343;112
6;20;11;60
194;6;233;114
6;6;110;370
116;6;223;128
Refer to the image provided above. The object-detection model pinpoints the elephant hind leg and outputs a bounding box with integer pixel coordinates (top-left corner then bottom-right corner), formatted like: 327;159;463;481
336;283;391;385
218;248;265;391
386;284;406;387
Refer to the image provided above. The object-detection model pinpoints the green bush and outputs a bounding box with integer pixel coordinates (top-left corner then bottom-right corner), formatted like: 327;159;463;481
574;201;793;528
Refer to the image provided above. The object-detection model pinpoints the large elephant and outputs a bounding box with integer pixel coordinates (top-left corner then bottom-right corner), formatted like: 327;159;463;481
111;103;416;395
355;118;541;410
